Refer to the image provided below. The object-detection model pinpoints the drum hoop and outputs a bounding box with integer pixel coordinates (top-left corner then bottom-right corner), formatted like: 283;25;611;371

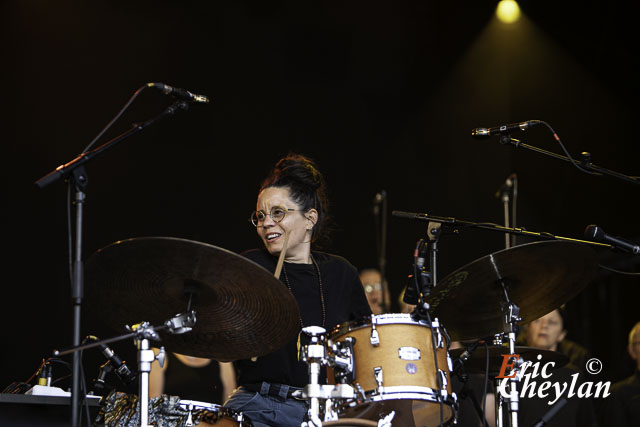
372;388;448;401
329;313;434;337
178;399;220;410
334;391;458;422
177;399;242;419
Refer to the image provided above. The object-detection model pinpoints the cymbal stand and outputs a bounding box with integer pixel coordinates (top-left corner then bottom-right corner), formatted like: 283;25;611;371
54;311;196;426
494;283;522;427
300;326;360;427
137;311;197;426
410;222;451;427
131;322;161;427
301;326;326;426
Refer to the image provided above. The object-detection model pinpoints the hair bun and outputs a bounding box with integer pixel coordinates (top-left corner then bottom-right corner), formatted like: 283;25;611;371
273;154;323;189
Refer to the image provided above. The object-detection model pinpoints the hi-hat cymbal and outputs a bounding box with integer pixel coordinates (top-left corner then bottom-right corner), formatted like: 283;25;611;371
84;237;300;361
449;345;569;375
425;241;597;341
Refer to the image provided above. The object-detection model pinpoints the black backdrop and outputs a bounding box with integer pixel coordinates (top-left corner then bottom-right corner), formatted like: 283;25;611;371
2;1;639;393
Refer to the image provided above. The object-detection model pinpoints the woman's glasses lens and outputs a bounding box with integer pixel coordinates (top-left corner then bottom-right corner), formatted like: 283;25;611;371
271;208;286;222
250;207;288;226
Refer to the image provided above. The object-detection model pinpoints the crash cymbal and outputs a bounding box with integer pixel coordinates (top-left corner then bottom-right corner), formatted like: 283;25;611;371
449;345;569;375
84;237;300;361
425;241;597;341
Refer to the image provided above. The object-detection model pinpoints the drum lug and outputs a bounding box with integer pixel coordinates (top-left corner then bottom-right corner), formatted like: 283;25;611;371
435;327;444;349
183;403;195;426
354;382;367;403
374;366;384;393
370;322;380;346
438;369;448;389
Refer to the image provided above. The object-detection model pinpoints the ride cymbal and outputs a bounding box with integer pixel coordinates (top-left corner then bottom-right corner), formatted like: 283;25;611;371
425;241;597;341
85;237;300;361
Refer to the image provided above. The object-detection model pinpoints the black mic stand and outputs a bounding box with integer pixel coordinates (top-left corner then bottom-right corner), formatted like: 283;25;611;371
498;134;640;185
451;339;490;427
409;221;441;322
408;222;454;427
392;210;612;250
35;100;190;427
393;209;612;427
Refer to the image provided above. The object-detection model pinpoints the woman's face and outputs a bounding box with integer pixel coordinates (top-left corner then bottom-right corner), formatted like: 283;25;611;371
359;270;388;315
255;186;315;263
526;310;566;351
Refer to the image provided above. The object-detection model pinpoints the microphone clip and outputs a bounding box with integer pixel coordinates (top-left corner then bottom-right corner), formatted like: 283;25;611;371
499;135;521;147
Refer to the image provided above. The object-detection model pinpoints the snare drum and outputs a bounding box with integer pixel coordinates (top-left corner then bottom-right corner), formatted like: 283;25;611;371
94;391;251;426
328;313;457;426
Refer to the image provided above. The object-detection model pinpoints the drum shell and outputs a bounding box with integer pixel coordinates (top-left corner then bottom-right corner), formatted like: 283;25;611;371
327;314;456;426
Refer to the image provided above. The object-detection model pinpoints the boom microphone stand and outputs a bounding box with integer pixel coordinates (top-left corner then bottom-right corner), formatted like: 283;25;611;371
495;127;640;186
35;99;190;427
392;210;612;250
393;209;612;427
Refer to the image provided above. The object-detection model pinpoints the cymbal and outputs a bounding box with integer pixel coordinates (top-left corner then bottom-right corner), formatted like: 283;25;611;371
84;237;300;361
425;241;597;341
449;345;569;375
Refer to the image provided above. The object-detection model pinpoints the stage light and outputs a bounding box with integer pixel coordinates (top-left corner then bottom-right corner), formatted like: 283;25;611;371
496;0;521;24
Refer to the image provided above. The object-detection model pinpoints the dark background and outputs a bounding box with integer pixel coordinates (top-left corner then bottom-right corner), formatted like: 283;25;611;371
2;0;639;395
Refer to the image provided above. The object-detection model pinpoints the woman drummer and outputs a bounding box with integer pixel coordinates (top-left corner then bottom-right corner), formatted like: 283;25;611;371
224;154;371;426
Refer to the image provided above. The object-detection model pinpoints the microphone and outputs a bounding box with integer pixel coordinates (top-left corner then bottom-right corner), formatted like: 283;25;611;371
149;82;210;103
452;339;483;375
403;240;430;305
93;360;113;395
472;120;540;139
415;240;429;272
584;225;640;255
37;361;52;387
98;344;137;385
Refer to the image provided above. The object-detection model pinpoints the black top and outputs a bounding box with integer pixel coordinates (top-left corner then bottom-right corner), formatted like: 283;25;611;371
518;364;598;427
557;339;592;373
451;374;494;427
234;249;372;388
163;353;224;403
600;370;640;427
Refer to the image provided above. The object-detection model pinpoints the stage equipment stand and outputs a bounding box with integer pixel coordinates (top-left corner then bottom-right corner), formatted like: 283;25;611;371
54;312;195;427
35;99;190;427
393;209;613;427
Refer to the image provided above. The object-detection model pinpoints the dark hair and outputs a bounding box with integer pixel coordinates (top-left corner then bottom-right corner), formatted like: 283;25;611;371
260;153;331;245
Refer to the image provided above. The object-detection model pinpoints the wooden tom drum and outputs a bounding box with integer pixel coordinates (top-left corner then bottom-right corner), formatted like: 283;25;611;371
328;313;457;426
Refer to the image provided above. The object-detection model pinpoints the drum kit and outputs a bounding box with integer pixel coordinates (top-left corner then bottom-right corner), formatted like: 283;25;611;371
66;227;601;427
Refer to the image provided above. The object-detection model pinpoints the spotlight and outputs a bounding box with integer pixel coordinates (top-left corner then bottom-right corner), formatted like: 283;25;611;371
496;0;521;24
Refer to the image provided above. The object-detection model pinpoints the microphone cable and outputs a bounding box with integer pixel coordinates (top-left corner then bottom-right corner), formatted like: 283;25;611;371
538;120;601;176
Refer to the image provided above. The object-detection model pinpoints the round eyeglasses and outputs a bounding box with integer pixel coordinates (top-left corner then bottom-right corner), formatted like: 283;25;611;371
249;206;302;226
364;283;383;294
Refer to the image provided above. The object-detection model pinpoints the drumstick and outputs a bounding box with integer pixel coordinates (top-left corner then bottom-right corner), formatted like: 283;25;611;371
274;232;290;279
